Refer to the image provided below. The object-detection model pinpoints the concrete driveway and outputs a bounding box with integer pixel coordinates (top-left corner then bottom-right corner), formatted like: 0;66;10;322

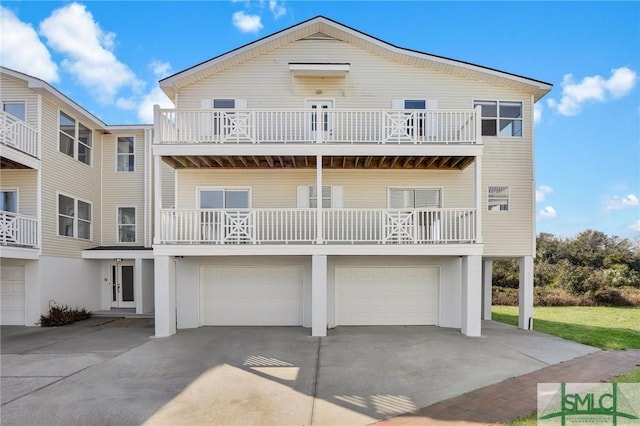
1;319;598;426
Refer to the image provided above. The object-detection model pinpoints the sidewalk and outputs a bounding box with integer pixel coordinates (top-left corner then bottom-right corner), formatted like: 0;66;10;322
375;349;640;426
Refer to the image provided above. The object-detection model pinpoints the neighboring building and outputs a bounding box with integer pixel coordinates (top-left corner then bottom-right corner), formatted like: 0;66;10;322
1;16;551;338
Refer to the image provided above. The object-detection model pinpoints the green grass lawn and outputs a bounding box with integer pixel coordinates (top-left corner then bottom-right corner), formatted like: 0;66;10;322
492;306;640;350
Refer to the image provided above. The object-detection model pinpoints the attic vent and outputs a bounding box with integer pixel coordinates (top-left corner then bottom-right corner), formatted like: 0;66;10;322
298;32;341;41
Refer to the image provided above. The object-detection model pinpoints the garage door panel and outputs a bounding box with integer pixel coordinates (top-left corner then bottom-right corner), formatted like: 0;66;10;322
336;266;438;326
200;266;303;326
1;266;25;325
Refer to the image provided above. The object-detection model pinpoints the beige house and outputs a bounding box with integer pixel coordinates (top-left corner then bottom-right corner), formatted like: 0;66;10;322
1;17;551;337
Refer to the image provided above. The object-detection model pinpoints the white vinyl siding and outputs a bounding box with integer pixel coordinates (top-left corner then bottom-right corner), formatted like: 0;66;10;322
101;130;147;246
0;75;38;128
41;98;102;256
176;169;473;210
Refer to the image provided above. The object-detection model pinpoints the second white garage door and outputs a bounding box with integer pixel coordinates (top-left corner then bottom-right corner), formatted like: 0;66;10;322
200;266;303;326
336;266;438;325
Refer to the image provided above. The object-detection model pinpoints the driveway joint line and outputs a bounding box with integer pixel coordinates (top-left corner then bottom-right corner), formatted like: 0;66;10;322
1;365;94;407
310;336;322;426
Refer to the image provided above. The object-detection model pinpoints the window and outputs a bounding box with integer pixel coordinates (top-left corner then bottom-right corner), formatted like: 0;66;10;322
0;190;18;213
474;101;522;137
117;137;135;172
59;111;92;165
309;186;332;208
3;102;26;121
199;189;250;209
488;186;509;212
213;99;235;109
389;188;441;209
58;194;92;239
117;207;136;243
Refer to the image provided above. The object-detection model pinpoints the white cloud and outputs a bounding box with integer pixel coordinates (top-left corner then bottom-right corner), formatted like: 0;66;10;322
0;7;59;82
150;60;172;79
547;67;637;116
39;3;143;103
628;220;640;233
536;185;553;202
538;206;557;220
137;86;174;124
269;0;287;19
232;11;263;33
604;194;639;211
533;103;542;124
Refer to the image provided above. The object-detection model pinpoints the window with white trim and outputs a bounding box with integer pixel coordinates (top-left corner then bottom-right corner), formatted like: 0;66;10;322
2;102;26;121
58;194;92;240
59;111;92;165
474;101;522;137
309;185;332;208
117;207;136;243
488;186;509;212
117;137;135;172
297;186;343;208
199;189;250;209
0;190;18;213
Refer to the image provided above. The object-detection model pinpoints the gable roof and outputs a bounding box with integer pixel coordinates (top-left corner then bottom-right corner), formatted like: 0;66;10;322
160;16;552;101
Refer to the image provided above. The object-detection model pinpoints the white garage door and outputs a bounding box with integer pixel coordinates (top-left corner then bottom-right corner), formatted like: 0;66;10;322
336;266;438;325
1;266;25;325
200;266;303;326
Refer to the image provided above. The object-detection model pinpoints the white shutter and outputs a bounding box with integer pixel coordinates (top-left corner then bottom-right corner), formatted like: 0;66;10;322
426;99;438;109
425;99;438;138
235;99;247;109
392;99;404;110
331;186;343;208
297;186;309;208
201;99;212;109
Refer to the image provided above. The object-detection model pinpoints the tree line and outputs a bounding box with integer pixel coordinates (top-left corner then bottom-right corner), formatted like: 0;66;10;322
492;230;640;306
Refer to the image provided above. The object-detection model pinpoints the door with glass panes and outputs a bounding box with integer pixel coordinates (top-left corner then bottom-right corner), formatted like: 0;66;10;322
306;100;333;142
111;262;135;308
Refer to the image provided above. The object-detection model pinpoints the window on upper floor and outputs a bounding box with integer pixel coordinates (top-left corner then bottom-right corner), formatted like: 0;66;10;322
59;111;92;165
488;186;510;212
118;207;136;243
2;102;26;121
213;99;235;109
58;194;92;240
474;101;522;137
0;190;18;213
117;137;135;172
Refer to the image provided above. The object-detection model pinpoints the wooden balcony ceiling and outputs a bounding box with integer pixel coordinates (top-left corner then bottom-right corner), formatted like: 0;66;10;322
162;155;475;170
1;156;32;169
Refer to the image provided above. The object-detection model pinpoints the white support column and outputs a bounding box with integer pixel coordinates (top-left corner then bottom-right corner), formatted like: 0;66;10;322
518;256;534;330
461;255;482;337
482;259;493;320
134;258;143;314
153;154;162;245
475;155;483;243
312;254;327;337
316;155;323;244
154;255;176;337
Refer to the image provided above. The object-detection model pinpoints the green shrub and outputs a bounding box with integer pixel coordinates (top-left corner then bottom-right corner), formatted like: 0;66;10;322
39;304;92;327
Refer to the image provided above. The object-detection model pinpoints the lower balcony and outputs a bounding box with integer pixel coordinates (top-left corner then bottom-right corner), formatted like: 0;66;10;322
158;208;477;245
0;211;39;258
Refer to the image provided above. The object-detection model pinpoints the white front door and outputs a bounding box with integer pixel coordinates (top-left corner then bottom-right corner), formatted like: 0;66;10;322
306;100;333;141
111;262;135;308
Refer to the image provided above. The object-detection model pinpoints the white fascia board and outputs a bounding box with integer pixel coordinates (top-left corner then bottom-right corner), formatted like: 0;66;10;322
0;146;41;169
152;143;483;158
289;63;350;77
153;243;484;257
106;125;154;132
82;249;155;260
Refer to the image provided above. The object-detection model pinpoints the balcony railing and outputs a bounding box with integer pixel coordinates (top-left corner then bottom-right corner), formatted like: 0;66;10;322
156;107;480;145
158;208;476;245
0;211;39;248
0;111;39;158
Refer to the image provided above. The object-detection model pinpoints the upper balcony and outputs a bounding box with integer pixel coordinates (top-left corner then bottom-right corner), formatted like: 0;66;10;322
155;107;481;147
0;110;40;169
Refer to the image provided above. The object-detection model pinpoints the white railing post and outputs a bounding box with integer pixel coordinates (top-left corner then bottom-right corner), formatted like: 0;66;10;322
474;105;482;145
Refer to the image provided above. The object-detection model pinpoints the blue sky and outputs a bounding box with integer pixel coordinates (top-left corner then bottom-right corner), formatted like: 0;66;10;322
1;1;638;239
